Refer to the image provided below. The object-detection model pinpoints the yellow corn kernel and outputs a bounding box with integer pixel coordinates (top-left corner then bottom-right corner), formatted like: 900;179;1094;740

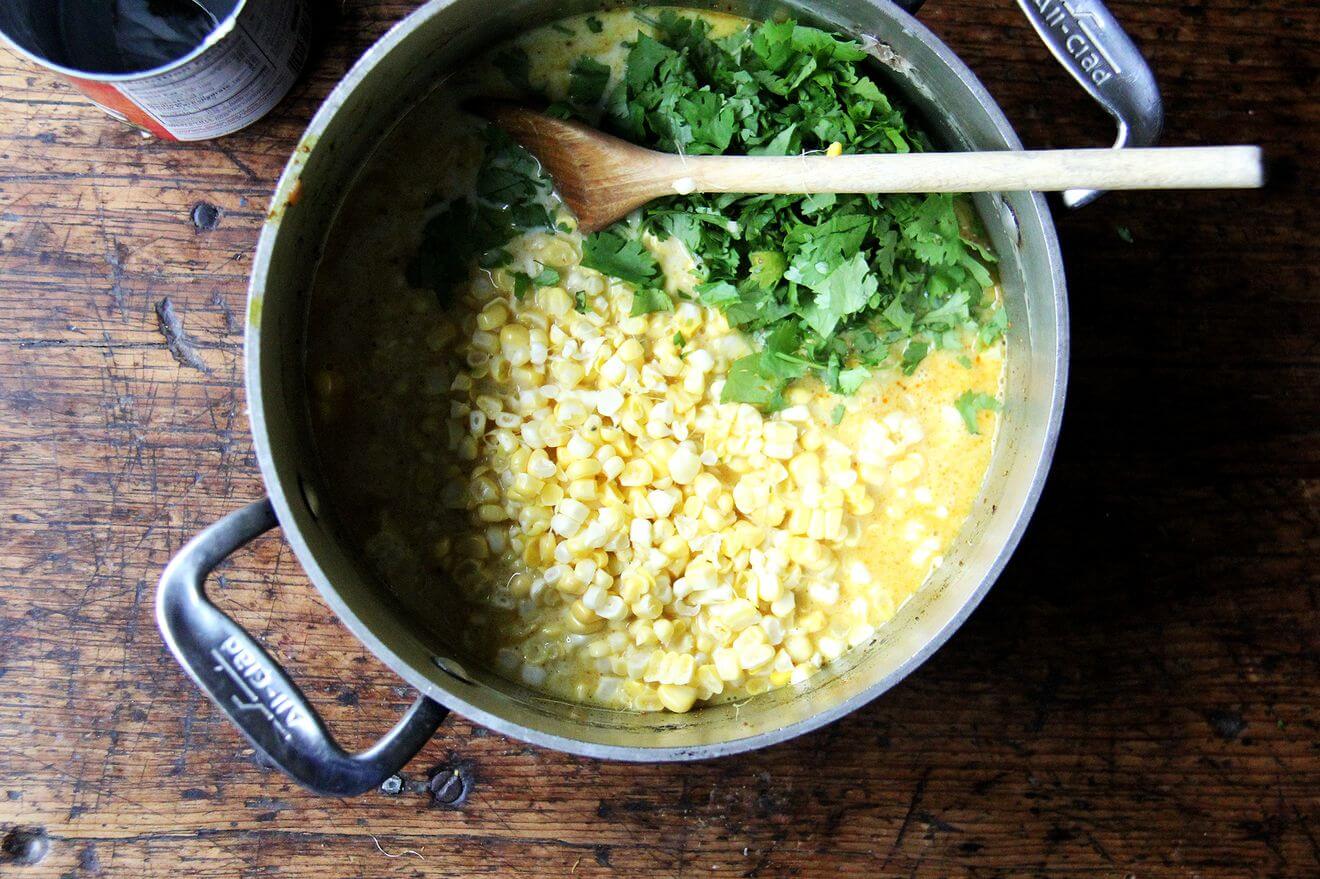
565;458;602;480
539;482;566;506
619;571;653;603
617;338;645;365
713;647;741;681
634;690;665;712
660;535;688;560
534;236;577;266
498;323;531;365
695;664;724;697
536;285;574;317
509;473;544;502
567;479;598;502
826;141;843;157
657;684;697;713
477;504;508;523
507;572;532;598
618;459;654;487
477;300;509;331
549;358;584;388
568;600;604;633
789;451;821;486
720;599;761;632
470;330;498;354
646;439;677;477
632;594;662;619
469;474;499;505
799;610;826;633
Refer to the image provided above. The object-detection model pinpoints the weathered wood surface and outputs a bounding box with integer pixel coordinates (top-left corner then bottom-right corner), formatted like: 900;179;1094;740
0;1;1315;876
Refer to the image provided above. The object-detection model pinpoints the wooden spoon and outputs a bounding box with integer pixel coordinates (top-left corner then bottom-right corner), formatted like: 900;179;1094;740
481;104;1264;234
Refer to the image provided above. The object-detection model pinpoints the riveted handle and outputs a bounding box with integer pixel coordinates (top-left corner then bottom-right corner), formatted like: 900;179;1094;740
156;499;448;796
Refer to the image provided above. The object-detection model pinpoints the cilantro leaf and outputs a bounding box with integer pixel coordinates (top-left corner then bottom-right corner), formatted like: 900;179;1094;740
630;287;674;316
954;390;1002;435
747;251;786;289
581;230;660;286
585;15;604;33
901;340;929;375
569;57;611;106
513;272;532;301
532;266;560;286
798;253;878;338
721;355;787;410
837;366;871;394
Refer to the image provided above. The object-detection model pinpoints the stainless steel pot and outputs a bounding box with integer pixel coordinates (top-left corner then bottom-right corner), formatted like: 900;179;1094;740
157;0;1157;795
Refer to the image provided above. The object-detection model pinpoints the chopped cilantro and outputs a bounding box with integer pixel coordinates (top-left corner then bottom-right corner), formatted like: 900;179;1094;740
954;390;1002;435
407;128;554;299
513;272;532;301
837;366;871;394
585;15;604;33
581;229;660;286
673;332;686;348
977;306;1008;347
574;290;591;313
630;286;674;316
901;339;929;375
472;14;1001;411
532;266;560;286
578;13;998;409
831;403;846;424
569;57;611;106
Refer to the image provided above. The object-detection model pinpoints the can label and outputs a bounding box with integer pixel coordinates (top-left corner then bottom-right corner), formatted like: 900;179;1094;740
72;0;309;142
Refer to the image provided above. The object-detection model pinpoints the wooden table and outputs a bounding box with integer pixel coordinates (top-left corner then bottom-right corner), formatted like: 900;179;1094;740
0;2;1315;876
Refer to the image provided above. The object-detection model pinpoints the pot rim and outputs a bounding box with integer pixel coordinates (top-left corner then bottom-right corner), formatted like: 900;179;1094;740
246;0;1069;760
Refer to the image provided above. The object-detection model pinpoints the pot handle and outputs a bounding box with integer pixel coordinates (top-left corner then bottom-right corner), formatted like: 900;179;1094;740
155;498;448;796
896;0;1162;208
1012;0;1163;207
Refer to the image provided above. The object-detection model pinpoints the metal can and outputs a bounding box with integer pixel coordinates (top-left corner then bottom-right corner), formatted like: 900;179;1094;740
0;0;310;141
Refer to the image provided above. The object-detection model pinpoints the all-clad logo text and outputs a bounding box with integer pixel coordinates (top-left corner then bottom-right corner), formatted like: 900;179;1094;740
212;635;307;740
1029;0;1121;87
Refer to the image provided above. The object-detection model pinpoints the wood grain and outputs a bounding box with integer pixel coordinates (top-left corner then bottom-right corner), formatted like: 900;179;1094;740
0;1;1316;877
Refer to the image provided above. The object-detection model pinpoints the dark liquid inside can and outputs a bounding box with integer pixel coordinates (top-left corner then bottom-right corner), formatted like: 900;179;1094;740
16;0;240;75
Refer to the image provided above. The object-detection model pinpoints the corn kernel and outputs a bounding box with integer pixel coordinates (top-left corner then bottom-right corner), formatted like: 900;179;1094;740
657;684;697;713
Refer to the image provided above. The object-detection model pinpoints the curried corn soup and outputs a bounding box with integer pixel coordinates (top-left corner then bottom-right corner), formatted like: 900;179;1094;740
306;8;1006;714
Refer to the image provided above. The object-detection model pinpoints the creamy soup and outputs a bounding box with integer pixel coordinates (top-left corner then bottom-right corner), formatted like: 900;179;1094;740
306;8;1005;713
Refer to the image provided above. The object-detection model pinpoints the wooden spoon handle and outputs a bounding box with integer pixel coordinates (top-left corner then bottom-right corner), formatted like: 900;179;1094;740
662;146;1264;194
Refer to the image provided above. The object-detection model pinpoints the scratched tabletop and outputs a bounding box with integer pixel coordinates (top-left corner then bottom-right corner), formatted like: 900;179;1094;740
0;2;1316;877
